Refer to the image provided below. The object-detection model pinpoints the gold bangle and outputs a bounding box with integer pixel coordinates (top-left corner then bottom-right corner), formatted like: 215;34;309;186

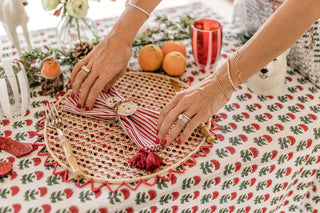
126;2;150;18
215;74;231;101
234;48;243;84
227;57;238;91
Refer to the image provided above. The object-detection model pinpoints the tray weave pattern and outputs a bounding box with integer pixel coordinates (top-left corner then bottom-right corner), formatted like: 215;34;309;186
44;72;210;183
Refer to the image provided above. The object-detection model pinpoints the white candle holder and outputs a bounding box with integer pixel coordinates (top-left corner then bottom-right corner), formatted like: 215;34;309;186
0;59;30;119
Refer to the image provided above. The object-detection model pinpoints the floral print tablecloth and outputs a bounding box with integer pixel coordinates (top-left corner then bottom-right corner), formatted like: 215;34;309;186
0;3;319;213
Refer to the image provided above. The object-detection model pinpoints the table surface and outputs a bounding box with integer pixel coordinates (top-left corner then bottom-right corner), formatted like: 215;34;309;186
0;2;320;213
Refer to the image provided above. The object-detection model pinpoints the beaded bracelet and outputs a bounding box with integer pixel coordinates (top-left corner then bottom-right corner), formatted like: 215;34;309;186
126;2;150;18
234;48;243;84
215;74;231;101
227;56;238;91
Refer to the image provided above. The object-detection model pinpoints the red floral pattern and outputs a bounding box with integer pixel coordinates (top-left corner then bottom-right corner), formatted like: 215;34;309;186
0;3;319;212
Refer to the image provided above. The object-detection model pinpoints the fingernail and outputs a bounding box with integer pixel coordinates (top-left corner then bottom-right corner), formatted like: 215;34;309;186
85;106;90;111
155;138;160;144
177;139;181;144
106;88;111;93
71;93;75;99
156;129;159;134
68;79;71;84
161;139;167;146
77;103;81;108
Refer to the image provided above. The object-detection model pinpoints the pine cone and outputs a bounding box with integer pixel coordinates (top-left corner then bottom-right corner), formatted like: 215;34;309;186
72;41;93;61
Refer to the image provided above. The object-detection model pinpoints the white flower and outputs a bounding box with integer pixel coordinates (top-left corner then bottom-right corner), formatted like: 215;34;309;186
66;0;89;18
41;0;60;11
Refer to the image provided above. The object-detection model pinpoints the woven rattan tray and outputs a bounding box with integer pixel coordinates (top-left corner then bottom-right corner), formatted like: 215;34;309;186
44;72;210;183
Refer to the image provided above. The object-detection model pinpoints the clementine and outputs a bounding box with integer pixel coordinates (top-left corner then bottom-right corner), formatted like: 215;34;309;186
41;59;60;79
162;51;187;76
162;40;186;57
138;44;163;71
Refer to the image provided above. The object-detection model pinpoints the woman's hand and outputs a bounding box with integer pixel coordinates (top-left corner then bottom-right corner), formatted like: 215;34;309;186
157;73;232;146
69;33;132;110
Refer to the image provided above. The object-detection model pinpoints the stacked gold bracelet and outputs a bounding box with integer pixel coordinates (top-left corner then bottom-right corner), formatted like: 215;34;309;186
215;74;231;101
227;56;238;91
234;48;243;84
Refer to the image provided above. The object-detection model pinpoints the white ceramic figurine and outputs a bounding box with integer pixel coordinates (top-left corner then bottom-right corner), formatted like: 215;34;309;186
247;49;290;96
0;0;32;57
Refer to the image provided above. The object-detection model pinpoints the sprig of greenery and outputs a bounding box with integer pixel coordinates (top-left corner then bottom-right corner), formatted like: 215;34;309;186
19;14;195;88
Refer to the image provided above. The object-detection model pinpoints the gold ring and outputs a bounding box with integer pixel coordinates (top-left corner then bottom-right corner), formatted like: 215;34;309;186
178;113;191;125
81;65;90;73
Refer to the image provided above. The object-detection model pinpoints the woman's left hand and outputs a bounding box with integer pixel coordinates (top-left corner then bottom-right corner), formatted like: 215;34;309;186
157;74;231;146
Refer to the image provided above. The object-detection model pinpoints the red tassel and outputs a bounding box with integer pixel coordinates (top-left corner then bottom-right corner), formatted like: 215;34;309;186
145;151;163;172
129;149;164;172
129;149;148;170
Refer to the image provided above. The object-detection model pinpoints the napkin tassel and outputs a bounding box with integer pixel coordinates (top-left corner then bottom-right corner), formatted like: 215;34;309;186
129;149;164;172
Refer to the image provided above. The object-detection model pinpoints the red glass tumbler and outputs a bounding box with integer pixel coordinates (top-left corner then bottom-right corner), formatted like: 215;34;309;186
191;19;223;69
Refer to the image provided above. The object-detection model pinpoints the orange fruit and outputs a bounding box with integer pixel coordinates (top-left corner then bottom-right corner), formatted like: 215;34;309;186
162;51;187;76
162;40;186;57
41;59;60;79
138;44;163;71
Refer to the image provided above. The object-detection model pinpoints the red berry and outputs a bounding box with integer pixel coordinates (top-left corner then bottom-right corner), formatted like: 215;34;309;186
286;167;292;176
296;103;305;110
287;152;294;161
238;134;248;142
271;151;278;160
214;177;221;185
225;146;236;155
307;113;317;120
251;164;258;173
247;192;253;200
251;123;260;130
266;180;272;188
274;103;283;109
263;113;273;119
228;122;237;130
230;192;237;200
306;94;314;100
193;176;201;186
244;93;252;99
232;103;241;109
210;160;221;170
286;113;296;119
171;192;179;201
233;177;239;186
298;124;308;132
275;124;284;131
262;135;273;143
249;147;259;158
148;190;157;201
287;136;296;146
10;186;20;196
269;165;276;173
39;187;48;197
241;112;250;119
193;191;200;200
250;178;256;186
212;191;219;200
306;139;312;148
120;188;130;200
234;162;242;172
254;103;262;109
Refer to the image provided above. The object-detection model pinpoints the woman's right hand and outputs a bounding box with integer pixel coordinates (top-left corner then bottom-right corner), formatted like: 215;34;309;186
69;32;132;110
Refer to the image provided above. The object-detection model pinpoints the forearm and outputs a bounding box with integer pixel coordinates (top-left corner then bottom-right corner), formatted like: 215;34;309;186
109;0;161;45
229;0;320;84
